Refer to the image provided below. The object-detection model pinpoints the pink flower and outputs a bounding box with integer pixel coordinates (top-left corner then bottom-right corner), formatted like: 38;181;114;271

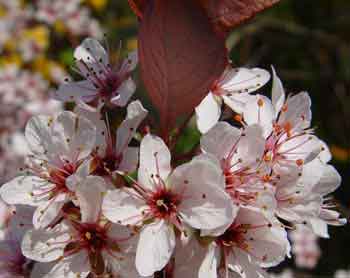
54;38;137;110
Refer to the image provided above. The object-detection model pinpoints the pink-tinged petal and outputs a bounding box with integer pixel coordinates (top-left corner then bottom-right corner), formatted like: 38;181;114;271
118;147;139;173
120;50;138;73
243;95;274;138
65;159;92;192
170;157;235;231
174;237;210;278
198;243;219;278
320;209;346;226
76;176;105;223
116;100;147;156
0;176;49;206
201;121;241;161
308;218;329;238
51;111;96;162
43;251;90;278
222;92;254;114
234;124;265;169
135;220;175;276
219;67;270;93
25;115;56;160
102;189;145;226
278;92;312;130
32;194;67;229
74;38;108;75
195;93;222;134
271;66;285;117
53;80;97;103
138;135;171;190
236;208;290;267
111;78;136;107
21;223;71;262
74;106;108;156
318;140;332;163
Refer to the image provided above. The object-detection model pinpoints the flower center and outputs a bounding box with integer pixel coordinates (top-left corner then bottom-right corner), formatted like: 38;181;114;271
148;188;181;219
217;224;247;249
48;163;76;196
92;153;122;176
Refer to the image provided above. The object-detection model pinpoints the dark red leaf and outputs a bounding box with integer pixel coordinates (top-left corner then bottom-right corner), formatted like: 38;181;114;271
200;0;281;35
138;0;227;137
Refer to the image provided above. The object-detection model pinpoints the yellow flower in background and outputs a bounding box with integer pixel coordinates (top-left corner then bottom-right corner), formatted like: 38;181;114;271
126;38;137;51
0;54;23;67
85;0;107;11
33;56;67;83
22;25;50;51
54;20;67;34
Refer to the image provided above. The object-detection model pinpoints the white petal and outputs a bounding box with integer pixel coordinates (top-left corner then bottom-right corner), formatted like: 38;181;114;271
170;158;234;231
135;220;175;276
219;67;270;94
271;66;285;117
76;176;105;223
74;38;108;75
235;124;265;169
21;223;70;262
195;93;221;134
43;251;90;278
53;80;97;103
102;189;144;226
278;92;312;130
74;106;108;156
120;50;138;72
308;217;329;238
33;194;67;229
222;92;254;114
138;135;171;190
243;95;274;138
199;244;219;278
51;111;96;162
201;121;241;161
65;158;92;192
111;78;136;107
118;147;139;173
311;163;341;196
25;115;55;160
116;100;147;156
0;176;49;206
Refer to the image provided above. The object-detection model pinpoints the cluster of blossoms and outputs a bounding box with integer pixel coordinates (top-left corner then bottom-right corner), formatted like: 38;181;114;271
0;37;346;278
0;0;102;61
0;64;62;184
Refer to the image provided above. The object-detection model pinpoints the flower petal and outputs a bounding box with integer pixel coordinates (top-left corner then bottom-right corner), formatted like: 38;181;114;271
271;66;285;117
102;189;145;226
138;134;171;190
111;78;136;107
135;220;175;276
170;157;234;231
21;223;70;262
53;80;97;103
195;93;221;134
76;176;105;223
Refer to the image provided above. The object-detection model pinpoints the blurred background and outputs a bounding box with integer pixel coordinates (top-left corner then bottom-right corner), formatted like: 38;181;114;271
0;1;349;277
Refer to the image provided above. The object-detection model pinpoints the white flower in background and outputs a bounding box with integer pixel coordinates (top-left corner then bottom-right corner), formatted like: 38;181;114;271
335;269;350;278
36;0;102;38
21;176;138;278
199;207;290;278
0;111;97;229
102;134;234;276
289;224;321;269
241;68;326;175
0;64;62;133
200;122;276;218
76;100;147;182
54;38;137;110
195;66;270;133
